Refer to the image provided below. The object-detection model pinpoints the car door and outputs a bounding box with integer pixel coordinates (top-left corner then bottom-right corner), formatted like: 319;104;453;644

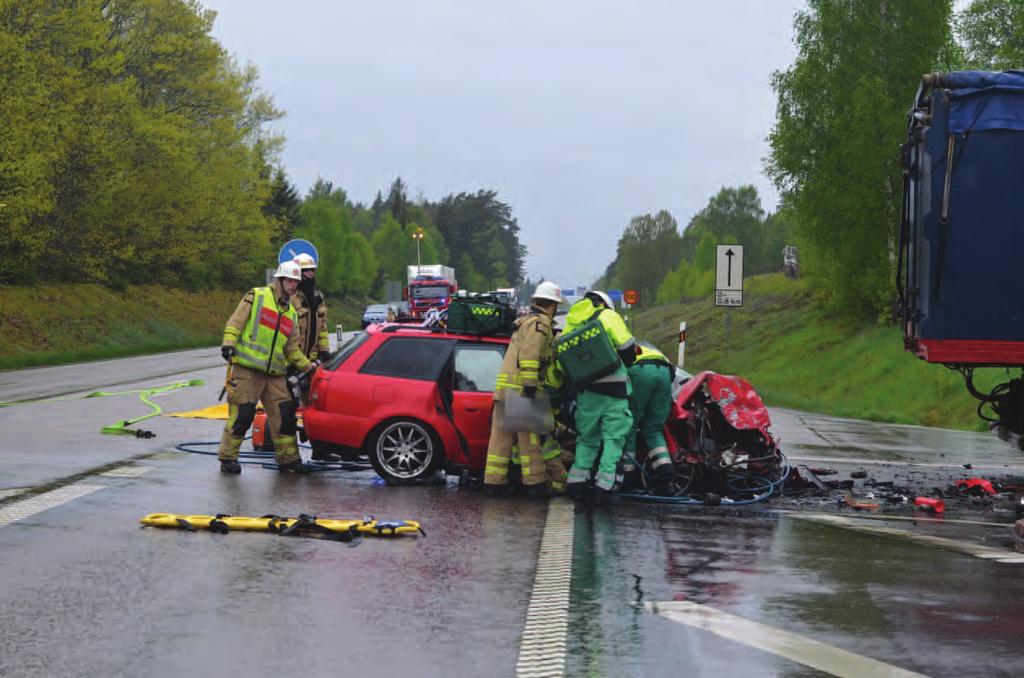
450;342;507;470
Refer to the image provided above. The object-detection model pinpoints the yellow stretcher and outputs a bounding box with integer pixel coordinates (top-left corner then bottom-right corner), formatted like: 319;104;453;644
140;513;425;540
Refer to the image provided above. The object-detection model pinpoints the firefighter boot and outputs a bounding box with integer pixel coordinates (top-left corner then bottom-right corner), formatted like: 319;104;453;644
653;464;676;496
220;460;242;474
525;484;554;499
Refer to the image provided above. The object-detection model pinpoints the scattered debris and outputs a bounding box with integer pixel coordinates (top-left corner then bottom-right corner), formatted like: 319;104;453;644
914;497;945;514
850;470;868;479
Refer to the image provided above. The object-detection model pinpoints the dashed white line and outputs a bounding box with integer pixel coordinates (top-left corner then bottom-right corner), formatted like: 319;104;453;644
100;465;154;478
793;513;1024;564
0;484;104;528
647;600;929;678
516;498;575;678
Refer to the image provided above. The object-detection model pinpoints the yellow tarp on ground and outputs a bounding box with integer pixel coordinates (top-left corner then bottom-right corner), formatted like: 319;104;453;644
167;403;229;419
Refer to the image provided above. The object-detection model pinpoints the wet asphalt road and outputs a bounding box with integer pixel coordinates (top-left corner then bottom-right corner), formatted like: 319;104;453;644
2;351;1024;677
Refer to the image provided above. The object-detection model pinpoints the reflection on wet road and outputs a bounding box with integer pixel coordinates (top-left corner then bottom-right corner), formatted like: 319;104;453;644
3;353;1024;676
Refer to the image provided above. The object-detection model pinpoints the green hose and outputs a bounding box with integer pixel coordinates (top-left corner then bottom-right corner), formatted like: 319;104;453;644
98;380;204;437
0;379;203;438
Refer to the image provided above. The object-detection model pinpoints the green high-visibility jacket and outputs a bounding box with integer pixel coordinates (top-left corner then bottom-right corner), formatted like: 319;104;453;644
223;286;311;376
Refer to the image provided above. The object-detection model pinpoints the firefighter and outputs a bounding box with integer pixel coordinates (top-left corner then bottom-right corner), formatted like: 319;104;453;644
484;281;564;498
291;253;330;366
560;291;636;505
625;342;676;495
290;253;338;462
217;261;316;474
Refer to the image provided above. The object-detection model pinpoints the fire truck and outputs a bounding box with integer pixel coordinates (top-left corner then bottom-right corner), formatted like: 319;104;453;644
405;265;457;318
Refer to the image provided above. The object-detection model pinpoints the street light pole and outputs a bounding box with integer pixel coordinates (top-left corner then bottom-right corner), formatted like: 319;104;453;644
412;229;424;275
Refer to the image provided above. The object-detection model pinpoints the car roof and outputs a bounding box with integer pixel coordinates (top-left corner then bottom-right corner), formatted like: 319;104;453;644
366;323;509;344
365;304;390;312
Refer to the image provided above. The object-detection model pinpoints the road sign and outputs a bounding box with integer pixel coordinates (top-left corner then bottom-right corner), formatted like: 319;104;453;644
278;239;319;265
716;245;743;291
716;244;743;307
716;290;743;307
623;289;639;305
607;289;623;304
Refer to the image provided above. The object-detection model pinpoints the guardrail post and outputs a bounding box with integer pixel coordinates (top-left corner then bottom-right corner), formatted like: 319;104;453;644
336;324;344;341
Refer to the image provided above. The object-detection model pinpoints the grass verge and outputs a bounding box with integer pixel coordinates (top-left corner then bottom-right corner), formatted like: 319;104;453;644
0;284;366;371
633;274;1009;432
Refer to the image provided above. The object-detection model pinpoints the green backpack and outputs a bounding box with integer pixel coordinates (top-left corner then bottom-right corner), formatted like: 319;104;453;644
553;310;621;386
446;295;516;336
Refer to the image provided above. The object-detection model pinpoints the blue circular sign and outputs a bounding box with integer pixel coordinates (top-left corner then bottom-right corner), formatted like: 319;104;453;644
278;239;319;265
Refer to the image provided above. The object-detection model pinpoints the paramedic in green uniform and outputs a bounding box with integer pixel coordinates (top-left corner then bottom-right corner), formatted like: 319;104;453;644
560;291;636;505
625;343;676;495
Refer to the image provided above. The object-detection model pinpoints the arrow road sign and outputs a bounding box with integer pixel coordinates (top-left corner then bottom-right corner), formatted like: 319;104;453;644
716;245;743;292
716;244;744;307
278;239;319;266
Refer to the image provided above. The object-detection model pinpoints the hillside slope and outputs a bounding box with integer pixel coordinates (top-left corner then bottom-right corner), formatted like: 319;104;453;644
633;274;1003;431
0;284;364;370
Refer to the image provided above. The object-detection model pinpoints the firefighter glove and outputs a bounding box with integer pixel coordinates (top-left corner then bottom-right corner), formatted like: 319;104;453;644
521;385;537;399
318;351;330;363
221;345;236;362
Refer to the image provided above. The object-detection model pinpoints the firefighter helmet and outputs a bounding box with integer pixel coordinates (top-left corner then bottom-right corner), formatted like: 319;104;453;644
293;253;317;270
274;261;302;280
532;281;563;304
586;290;613;309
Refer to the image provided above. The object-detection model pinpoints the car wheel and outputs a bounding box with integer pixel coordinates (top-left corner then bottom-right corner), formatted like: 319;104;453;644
368;419;441;482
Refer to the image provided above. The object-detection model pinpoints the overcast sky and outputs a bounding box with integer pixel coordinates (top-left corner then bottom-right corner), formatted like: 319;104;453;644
202;1;803;287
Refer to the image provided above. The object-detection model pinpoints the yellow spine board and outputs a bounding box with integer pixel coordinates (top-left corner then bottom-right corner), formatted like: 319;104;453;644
140;513;424;537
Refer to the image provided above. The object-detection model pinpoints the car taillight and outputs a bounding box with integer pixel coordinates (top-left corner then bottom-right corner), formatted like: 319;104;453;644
312;373;330;410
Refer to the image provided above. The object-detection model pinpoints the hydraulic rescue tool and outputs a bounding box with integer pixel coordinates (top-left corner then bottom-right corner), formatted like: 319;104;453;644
140;513;425;542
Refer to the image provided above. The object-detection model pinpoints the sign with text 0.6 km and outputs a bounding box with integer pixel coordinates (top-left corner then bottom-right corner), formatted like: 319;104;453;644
715;244;743;307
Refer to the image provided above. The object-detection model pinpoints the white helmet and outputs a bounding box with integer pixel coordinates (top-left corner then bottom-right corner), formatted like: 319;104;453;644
293;253;317;270
532;281;563;304
587;290;613;308
274;261;302;280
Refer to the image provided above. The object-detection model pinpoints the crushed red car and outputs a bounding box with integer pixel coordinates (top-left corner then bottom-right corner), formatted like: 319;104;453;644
304;324;785;498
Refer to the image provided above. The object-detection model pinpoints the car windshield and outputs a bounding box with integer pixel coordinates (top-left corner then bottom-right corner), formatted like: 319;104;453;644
412;286;449;298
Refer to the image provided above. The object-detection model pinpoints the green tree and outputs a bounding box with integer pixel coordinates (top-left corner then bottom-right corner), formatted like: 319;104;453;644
767;0;955;320
957;0;1024;68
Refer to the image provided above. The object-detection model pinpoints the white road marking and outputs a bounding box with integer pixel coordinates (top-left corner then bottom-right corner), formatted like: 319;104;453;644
787;454;1024;472
516;498;575;678
100;465;154;478
646;600;929;678
0;484;104;528
0;488;28;500
793;513;1024;564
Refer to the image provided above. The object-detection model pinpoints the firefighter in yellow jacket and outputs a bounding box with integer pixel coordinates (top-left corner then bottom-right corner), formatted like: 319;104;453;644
217;261;315;474
484;281;564;498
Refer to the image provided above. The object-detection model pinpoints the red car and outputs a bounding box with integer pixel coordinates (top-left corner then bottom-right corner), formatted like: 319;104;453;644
303;324;509;482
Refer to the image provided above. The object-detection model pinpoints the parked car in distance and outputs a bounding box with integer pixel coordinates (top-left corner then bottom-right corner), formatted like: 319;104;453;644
361;303;392;328
303;324;509;482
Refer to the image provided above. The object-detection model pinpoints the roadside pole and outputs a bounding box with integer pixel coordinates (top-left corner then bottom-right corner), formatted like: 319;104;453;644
715;245;744;353
678;321;686;368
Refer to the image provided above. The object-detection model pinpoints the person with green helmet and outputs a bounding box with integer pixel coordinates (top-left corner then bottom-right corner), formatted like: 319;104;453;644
625;342;677;495
217;260;316;474
558;290;636;505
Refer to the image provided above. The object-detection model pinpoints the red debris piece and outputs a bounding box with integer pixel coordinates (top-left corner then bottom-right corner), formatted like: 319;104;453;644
914;497;945;514
955;478;997;496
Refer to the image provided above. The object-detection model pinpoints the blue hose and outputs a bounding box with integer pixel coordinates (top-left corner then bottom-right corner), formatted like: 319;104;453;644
620;451;790;507
173;440;371;472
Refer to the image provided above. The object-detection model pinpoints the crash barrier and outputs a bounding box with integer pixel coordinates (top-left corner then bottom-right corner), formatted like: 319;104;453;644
446;294;516;336
0;379;204;438
140;513;425;542
553;311;620;386
173;440;372;473
618;450;791;506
